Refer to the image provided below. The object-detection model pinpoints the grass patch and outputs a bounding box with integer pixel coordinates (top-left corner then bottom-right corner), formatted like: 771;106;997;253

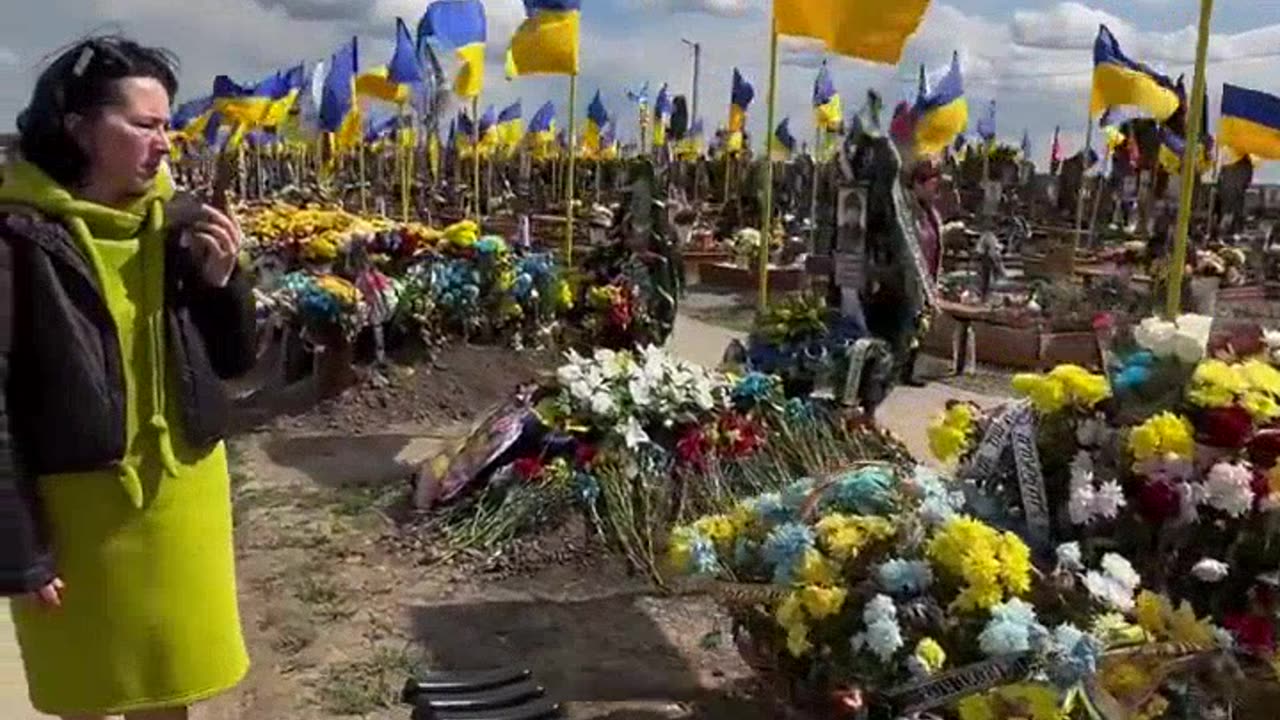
317;645;421;715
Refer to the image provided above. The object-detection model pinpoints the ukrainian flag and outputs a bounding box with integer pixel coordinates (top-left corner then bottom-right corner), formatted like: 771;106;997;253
507;0;580;77
600;122;620;160
913;52;967;156
419;0;487;99
320;37;361;153
498;100;524;153
583;90;609;158
676;118;704;160
1221;83;1280;161
775;0;929;66
529;100;556;157
1090;24;1179;121
772;117;796;161
356;18;424;105
813;62;842;132
726;68;753;154
261;64;306;129
652;84;672;147
172;96;214;144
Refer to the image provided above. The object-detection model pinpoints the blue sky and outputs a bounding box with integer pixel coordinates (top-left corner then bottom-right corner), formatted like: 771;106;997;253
1;1;1279;176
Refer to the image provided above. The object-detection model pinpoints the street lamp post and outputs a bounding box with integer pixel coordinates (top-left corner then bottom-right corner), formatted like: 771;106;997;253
681;38;701;129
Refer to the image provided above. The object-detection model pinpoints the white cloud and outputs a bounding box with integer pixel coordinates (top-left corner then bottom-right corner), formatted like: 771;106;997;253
629;0;757;16
0;47;17;67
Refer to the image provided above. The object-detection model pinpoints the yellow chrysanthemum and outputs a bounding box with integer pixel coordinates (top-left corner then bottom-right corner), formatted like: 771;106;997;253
1243;389;1280;423
1102;661;1153;698
797;584;847;619
815;514;896;563
927;517;1030;612
794;549;840;587
1048;364;1111;408
1128;411;1194;464
1135;591;1171;639
693;514;737;553
1242;359;1280;396
1188;360;1247;408
927;403;977;463
913;638;947;675
1011;373;1069;414
956;694;997;720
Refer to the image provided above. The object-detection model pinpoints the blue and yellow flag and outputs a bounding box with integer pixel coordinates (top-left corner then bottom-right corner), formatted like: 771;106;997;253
727;68;754;153
172;96;214;145
1090;24;1179;121
507;0;580;77
975;99;995;143
583;90;609;157
530;101;556;135
813;62;842;132
419;0;487;99
652;84;672;147
776;0;929;65
913;52;967;156
497;100;524;152
261;64;306;129
772;117;796;161
320;37;361;152
1221;83;1280;162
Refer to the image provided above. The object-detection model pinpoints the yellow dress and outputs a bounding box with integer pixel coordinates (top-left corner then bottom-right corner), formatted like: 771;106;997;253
2;162;248;715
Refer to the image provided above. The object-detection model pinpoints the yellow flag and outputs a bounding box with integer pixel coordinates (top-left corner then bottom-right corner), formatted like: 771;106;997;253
775;0;930;65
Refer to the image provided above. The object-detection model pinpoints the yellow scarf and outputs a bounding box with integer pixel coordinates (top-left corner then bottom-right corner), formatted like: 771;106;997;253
0;161;179;508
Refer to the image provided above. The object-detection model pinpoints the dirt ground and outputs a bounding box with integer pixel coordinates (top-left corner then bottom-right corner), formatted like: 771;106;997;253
197;344;770;720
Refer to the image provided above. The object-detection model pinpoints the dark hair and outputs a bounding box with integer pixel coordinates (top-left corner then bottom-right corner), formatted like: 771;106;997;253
17;35;179;187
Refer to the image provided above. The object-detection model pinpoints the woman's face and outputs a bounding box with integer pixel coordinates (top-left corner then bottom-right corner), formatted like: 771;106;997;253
71;76;172;198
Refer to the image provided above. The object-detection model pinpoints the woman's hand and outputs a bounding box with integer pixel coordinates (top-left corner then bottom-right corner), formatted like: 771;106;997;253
183;204;242;288
26;577;64;609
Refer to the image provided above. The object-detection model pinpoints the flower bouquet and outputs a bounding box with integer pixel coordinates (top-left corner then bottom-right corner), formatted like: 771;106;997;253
741;293;869;398
924;313;1280;717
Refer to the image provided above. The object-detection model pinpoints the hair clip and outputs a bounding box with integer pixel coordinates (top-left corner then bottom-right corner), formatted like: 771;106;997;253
71;46;95;77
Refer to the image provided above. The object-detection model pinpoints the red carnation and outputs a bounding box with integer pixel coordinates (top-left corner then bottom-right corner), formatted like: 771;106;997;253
1092;312;1115;333
512;457;544;481
1211;325;1265;361
676;426;711;470
719;413;764;458
574;443;599;468
1223;612;1276;655
1198;406;1255;449
1136;479;1182;523
1248;429;1280;470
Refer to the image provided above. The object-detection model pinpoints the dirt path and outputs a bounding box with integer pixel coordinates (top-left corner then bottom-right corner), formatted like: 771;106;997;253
197;425;762;720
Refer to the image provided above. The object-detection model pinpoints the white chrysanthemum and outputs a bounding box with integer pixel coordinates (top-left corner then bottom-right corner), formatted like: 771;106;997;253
1204;462;1255;518
1100;553;1141;592
1084;571;1136;612
1191;558;1230;583
621;416;650;449
863;594;897;624
1056;542;1084;571
1069;485;1097;526
1092;480;1127;520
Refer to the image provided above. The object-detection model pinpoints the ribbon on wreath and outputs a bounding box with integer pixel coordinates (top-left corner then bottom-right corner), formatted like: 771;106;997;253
960;400;1052;551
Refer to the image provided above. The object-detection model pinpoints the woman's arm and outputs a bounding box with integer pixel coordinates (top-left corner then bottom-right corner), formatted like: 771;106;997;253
180;262;257;381
0;236;56;596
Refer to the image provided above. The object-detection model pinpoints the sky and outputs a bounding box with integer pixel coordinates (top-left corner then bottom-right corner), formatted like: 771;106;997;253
2;1;1280;177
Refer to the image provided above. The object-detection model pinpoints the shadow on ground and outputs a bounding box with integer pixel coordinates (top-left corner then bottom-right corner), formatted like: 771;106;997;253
409;594;771;719
260;433;426;489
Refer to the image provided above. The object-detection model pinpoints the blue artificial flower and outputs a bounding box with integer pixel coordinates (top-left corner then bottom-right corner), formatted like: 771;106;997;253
911;466;967;526
750;493;794;525
865;618;904;661
780;478;818;513
688;532;719;575
1045;623;1103;687
785;397;815;423
574;472;600;506
733;372;775;404
823;467;893;514
761;522;815;584
979;619;1034;656
876;559;935;595
476;236;507;255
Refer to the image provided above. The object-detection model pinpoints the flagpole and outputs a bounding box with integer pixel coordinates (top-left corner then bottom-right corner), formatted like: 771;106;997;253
400;104;411;221
472;96;482;220
759;12;780;312
566;73;579;265
1073;120;1094;246
358;144;369;213
809;126;822;250
1166;0;1215;318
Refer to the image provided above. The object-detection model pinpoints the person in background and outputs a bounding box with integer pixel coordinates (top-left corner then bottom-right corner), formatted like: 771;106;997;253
0;36;255;720
901;159;944;386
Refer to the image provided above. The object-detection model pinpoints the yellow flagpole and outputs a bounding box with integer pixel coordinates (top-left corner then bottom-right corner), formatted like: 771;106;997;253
566;73;578;265
400;104;411;221
1166;0;1214;318
358;144;368;213
759;12;780;312
472;96;482;220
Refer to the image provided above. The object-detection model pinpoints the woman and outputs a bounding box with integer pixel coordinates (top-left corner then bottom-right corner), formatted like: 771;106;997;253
0;36;254;719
